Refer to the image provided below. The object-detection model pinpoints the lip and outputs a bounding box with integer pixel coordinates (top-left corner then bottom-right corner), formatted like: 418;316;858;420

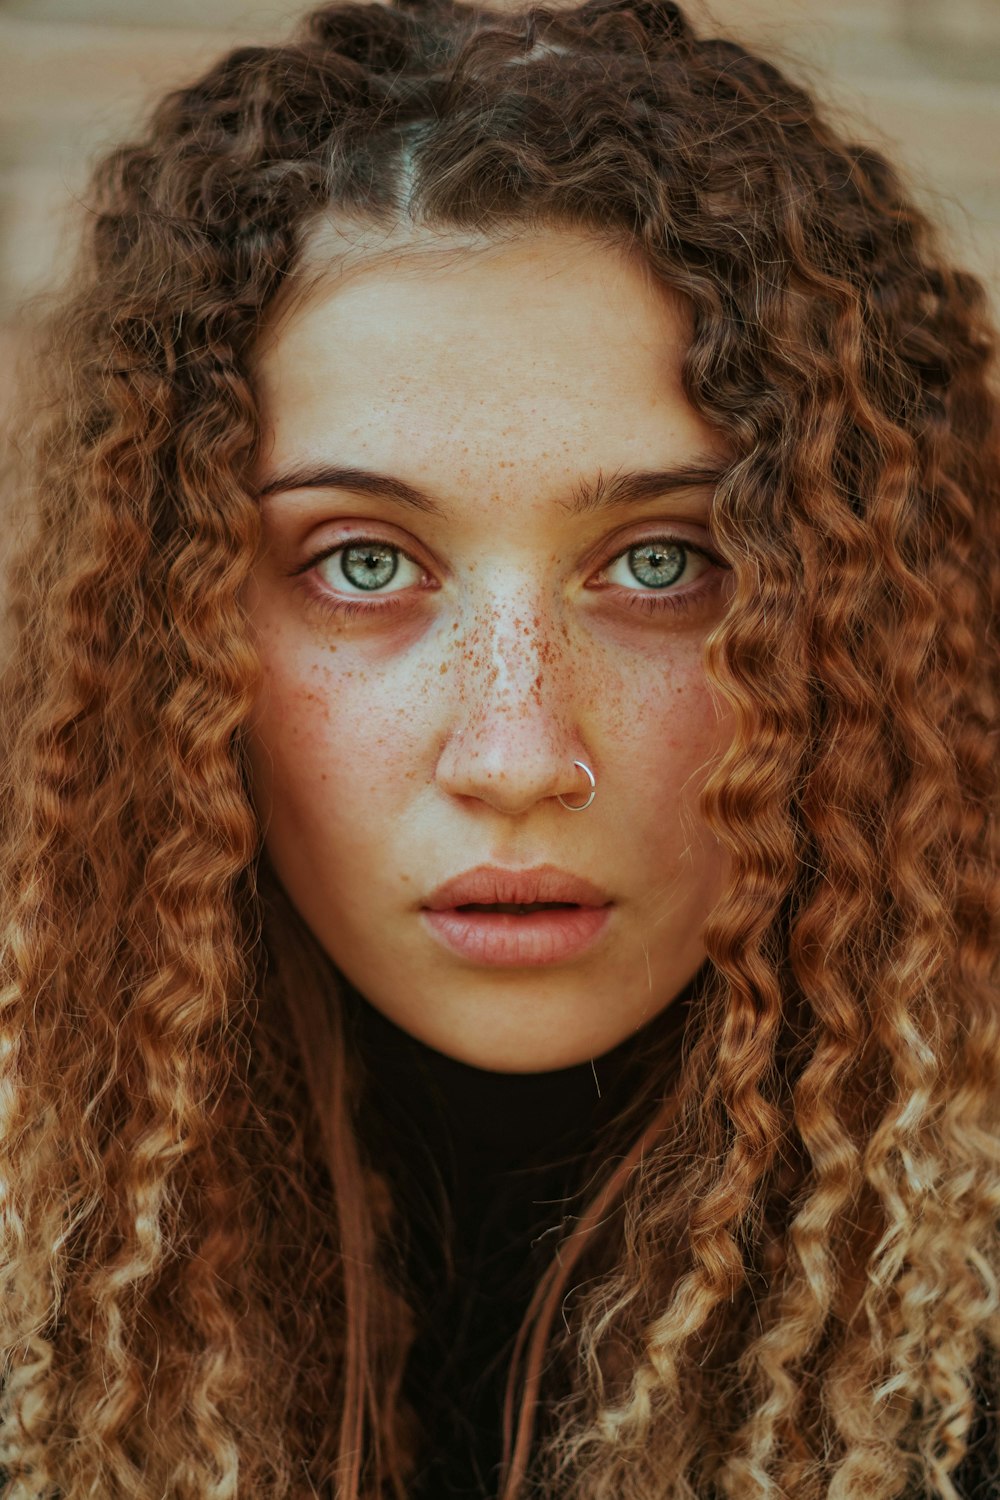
423;863;611;911
421;864;613;967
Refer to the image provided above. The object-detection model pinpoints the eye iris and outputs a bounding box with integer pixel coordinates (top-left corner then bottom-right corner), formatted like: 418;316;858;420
629;541;685;589
341;543;399;591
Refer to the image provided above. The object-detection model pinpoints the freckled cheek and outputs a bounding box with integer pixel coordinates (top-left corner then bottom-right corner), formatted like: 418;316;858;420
611;662;734;919
616;656;732;808
251;647;430;820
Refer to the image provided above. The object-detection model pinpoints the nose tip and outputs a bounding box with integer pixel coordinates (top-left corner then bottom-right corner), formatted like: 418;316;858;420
434;744;593;816
434;595;592;815
435;736;595;816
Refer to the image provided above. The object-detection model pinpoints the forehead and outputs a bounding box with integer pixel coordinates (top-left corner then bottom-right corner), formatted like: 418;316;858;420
252;227;722;490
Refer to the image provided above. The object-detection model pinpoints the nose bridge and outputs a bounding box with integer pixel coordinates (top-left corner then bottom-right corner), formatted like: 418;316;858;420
435;571;586;813
457;575;568;730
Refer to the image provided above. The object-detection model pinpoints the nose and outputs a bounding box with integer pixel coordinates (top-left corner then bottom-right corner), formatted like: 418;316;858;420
434;590;593;817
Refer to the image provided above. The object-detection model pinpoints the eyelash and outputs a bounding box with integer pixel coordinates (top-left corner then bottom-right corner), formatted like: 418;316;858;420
290;533;724;624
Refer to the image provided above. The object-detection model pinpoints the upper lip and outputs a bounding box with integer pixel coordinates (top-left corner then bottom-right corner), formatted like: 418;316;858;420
423;864;612;911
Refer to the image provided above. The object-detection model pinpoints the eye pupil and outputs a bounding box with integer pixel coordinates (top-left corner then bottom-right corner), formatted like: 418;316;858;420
342;543;399;591
629;541;684;588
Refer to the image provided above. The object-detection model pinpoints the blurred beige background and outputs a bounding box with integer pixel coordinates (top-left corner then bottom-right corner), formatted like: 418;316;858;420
0;0;997;418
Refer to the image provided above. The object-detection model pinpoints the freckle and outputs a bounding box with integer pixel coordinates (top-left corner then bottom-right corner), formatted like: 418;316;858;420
439;661;449;674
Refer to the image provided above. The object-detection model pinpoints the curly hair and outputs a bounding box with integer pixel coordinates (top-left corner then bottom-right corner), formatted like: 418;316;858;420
0;0;997;1496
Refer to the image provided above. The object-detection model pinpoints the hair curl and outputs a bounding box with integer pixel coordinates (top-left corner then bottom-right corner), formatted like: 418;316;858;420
0;1;997;1496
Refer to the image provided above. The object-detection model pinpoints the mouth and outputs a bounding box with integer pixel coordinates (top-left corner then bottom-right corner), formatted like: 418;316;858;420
420;865;613;966
454;901;581;914
423;863;611;912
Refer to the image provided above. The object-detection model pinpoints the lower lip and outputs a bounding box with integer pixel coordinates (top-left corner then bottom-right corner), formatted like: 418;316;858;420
421;905;612;966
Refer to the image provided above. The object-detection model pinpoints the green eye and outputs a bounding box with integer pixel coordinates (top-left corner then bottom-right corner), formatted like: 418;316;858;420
625;541;686;589
605;536;708;593
340;543;400;591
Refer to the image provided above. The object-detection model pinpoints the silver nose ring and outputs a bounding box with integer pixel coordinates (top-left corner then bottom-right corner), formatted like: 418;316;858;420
557;760;596;811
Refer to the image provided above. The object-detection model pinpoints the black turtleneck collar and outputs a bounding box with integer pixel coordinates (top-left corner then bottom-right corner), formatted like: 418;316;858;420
342;975;693;1181
339;979;695;1500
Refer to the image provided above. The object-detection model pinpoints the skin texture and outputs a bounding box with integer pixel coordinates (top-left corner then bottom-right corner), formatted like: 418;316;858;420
245;227;736;1072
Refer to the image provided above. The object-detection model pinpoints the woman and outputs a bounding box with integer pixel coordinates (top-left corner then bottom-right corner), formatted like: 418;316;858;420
0;0;996;1495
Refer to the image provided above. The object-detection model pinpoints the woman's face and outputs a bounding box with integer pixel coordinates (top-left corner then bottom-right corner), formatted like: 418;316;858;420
245;228;735;1072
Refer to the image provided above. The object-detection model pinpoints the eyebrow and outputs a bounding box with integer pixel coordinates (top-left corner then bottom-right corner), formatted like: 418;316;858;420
256;457;728;517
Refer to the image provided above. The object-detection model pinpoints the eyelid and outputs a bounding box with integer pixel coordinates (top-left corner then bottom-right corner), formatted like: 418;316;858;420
602;543;704;588
594;523;723;575
578;506;710;555
288;529;430;581
291;522;724;596
292;524;726;630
